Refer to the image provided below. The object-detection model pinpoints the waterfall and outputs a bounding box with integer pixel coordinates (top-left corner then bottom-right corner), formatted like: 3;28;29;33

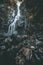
7;0;23;35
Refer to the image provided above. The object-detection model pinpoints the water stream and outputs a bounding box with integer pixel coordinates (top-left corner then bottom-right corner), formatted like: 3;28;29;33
4;0;24;36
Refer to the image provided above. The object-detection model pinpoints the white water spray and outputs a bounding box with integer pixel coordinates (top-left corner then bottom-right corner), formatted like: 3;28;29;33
7;0;23;35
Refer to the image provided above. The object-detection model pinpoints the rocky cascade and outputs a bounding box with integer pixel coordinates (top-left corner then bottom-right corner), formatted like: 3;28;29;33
0;0;43;65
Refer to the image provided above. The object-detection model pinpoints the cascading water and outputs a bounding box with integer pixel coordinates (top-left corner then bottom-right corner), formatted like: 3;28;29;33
6;0;24;36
